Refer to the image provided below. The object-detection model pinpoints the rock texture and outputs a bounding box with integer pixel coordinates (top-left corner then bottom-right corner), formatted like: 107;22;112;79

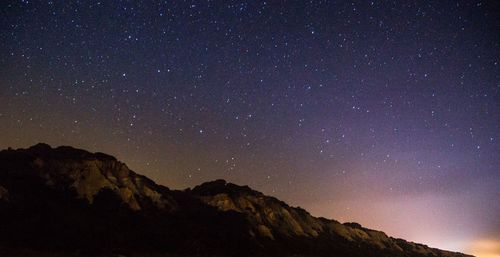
27;143;176;211
191;179;324;239
0;144;474;257
191;180;472;257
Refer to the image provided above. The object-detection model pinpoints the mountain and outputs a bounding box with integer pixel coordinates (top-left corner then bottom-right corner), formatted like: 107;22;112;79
0;144;473;257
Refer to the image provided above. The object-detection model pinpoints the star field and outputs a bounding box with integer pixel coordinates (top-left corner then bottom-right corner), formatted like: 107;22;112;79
1;1;499;256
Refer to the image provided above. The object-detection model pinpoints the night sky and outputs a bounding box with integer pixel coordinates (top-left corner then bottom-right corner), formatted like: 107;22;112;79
1;1;499;256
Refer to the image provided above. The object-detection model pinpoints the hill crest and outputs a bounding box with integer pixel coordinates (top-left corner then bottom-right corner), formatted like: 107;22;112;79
0;144;474;257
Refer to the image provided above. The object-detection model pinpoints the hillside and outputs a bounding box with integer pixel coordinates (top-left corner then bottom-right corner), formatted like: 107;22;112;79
0;144;474;257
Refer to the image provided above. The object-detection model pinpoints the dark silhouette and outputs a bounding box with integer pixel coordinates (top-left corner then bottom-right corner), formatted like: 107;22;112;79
0;144;473;257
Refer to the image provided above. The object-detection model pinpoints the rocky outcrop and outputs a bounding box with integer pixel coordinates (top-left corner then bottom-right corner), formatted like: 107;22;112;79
0;144;474;257
5;143;176;211
191;179;324;239
190;180;472;257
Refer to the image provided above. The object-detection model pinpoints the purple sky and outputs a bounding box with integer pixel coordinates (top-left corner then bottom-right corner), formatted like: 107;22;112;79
1;1;499;255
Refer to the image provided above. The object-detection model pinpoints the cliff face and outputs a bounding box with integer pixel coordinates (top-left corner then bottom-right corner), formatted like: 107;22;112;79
191;179;325;240
191;180;472;257
0;144;474;257
192;180;465;256
1;143;176;212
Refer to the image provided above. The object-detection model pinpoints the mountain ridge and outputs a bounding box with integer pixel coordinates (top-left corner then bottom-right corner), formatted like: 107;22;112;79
0;144;474;257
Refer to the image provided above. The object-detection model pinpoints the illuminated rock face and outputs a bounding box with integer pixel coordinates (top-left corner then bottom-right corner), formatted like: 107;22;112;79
191;179;473;257
192;179;324;239
0;144;474;257
15;143;177;212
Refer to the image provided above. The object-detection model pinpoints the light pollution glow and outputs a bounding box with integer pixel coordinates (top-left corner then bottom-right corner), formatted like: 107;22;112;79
1;1;499;255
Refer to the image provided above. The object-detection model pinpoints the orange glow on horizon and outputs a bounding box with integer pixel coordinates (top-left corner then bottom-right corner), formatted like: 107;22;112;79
467;238;500;257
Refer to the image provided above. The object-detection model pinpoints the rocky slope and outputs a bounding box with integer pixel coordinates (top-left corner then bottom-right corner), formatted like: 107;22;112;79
28;143;177;211
0;144;474;257
191;180;472;257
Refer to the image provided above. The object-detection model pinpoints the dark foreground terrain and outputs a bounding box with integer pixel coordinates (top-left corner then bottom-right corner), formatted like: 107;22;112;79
0;144;473;257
